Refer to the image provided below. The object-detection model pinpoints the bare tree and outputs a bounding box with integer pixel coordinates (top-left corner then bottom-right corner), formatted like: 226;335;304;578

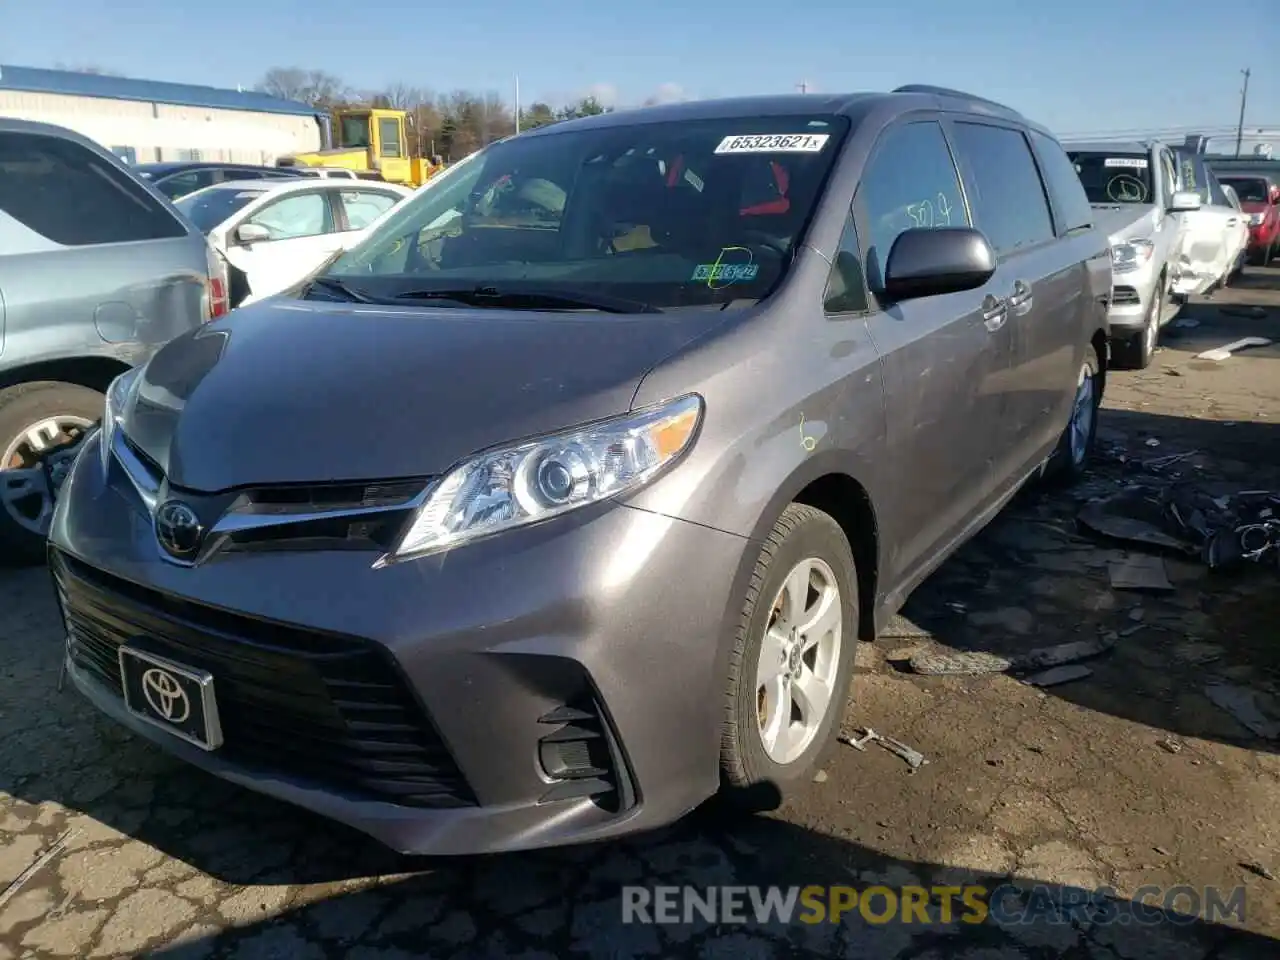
257;68;348;108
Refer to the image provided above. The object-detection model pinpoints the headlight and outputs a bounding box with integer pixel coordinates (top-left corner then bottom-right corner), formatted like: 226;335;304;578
384;394;703;564
99;367;141;474
1110;239;1155;274
1249;213;1266;226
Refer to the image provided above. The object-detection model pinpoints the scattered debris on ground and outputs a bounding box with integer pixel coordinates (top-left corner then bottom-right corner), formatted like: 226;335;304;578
1078;484;1280;569
1023;664;1094;687
1204;683;1280;740
1108;553;1173;591
839;727;929;772
1195;336;1273;361
909;635;1117;677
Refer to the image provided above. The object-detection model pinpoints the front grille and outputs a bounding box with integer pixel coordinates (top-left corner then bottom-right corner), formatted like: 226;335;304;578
1110;285;1141;306
51;550;474;809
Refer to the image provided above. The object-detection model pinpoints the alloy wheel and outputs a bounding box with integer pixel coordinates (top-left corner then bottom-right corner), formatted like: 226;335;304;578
0;415;93;535
755;557;843;765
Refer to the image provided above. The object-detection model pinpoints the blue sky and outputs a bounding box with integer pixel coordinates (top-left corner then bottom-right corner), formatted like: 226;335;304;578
5;0;1277;148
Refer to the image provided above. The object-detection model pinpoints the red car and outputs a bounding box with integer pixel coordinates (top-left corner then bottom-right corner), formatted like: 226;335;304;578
1218;174;1280;264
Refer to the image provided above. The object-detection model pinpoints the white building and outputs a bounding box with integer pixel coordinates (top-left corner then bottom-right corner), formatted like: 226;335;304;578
0;64;324;166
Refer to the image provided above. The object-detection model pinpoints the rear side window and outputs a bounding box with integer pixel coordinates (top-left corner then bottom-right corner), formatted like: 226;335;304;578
340;190;400;230
857;121;968;284
1028;131;1093;235
0;132;186;245
951;122;1054;256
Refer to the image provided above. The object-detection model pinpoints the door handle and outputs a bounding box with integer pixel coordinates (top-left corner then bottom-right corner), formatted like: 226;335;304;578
1226;218;1239;226
981;294;1008;331
1003;280;1034;305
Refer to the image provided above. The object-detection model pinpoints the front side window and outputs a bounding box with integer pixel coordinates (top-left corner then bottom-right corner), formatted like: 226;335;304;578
1176;151;1210;203
326;115;851;310
0;132;186;245
951;122;1054;256
339;116;370;149
857;120;968;285
1067;151;1154;205
1207;170;1230;208
1159;150;1178;203
246;192;333;240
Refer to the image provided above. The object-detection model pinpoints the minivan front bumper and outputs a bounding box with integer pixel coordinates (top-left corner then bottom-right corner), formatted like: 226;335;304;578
49;430;751;855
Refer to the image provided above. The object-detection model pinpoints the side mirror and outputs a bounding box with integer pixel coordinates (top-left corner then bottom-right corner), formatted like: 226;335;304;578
878;227;997;302
235;222;271;245
1168;191;1203;213
1270;188;1280;205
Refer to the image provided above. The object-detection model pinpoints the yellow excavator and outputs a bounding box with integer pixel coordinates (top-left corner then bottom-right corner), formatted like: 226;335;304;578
277;107;447;187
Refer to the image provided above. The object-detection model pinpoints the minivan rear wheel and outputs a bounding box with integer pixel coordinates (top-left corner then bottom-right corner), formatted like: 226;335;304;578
720;503;857;809
0;381;102;565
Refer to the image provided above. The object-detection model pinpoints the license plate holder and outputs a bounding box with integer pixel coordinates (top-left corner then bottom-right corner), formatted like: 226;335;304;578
118;647;223;751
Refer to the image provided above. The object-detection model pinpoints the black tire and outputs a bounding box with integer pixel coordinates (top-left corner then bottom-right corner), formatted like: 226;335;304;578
719;503;858;810
0;381;104;565
1111;276;1163;370
1042;342;1101;486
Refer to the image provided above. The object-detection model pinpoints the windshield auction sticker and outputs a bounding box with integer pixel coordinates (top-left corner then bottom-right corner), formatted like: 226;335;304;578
1104;158;1148;168
715;134;830;154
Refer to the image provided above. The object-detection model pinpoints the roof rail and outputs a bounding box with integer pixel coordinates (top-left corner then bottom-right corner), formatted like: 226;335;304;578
892;84;1019;114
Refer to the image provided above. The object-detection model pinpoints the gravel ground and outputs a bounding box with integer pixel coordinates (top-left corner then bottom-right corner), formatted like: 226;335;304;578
3;269;1280;959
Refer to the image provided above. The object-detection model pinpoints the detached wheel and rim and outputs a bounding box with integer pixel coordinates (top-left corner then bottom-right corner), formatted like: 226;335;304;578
721;503;858;808
1044;343;1101;484
0;381;103;565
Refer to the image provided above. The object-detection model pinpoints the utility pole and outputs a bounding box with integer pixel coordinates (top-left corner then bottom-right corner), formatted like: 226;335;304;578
514;74;521;134
1234;67;1251;158
796;80;810;94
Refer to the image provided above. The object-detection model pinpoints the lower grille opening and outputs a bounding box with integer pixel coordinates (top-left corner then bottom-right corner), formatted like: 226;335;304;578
52;550;475;810
1110;285;1141;306
537;697;634;813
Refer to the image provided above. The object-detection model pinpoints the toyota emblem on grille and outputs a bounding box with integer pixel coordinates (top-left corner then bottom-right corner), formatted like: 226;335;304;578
141;667;190;723
154;500;204;561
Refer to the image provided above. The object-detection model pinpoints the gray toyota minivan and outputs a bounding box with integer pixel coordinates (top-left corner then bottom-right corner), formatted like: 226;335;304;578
50;86;1110;855
0;118;227;562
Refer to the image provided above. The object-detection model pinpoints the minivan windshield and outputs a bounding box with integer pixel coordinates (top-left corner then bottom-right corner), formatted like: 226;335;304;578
1218;176;1269;203
1066;151;1154;205
175;187;265;233
321;114;850;310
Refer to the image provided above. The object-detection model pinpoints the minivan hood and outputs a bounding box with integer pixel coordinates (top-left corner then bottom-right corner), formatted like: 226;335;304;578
1089;203;1156;245
120;299;723;491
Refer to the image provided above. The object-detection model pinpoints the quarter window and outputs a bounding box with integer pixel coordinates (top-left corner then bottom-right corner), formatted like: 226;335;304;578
858;121;968;286
1159;151;1178;203
0;132;186;245
1028;131;1093;235
950;122;1054;256
823;216;868;314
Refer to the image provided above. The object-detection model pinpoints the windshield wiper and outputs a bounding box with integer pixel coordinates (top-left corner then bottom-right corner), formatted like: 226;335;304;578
305;275;383;304
389;284;662;314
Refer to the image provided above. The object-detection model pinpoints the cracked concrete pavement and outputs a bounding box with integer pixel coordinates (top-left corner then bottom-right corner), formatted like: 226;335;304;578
3;270;1280;958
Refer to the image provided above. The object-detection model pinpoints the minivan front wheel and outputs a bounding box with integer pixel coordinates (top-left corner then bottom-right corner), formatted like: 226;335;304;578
720;503;857;808
0;381;103;565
